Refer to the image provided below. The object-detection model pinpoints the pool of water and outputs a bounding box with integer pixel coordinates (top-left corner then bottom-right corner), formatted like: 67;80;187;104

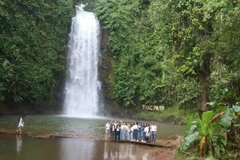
0;134;160;160
0;115;185;160
0;115;185;139
0;115;106;137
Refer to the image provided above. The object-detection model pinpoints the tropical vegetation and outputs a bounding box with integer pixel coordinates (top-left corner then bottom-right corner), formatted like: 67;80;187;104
179;106;240;159
94;0;240;158
0;0;74;103
94;0;240;113
0;0;240;158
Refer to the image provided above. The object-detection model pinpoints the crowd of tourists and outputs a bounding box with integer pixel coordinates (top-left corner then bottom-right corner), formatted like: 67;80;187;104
105;120;157;143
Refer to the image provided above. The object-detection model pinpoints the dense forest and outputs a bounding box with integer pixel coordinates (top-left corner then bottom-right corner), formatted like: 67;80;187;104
1;0;240;113
95;0;240;113
0;0;73;107
94;1;240;158
0;0;240;158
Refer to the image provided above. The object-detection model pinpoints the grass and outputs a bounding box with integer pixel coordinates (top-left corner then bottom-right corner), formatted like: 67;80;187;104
136;105;186;121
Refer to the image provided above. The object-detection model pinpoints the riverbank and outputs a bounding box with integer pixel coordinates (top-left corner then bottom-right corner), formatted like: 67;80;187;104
0;128;183;160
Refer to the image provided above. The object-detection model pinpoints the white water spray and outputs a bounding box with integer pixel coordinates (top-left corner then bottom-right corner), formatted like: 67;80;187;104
63;4;101;118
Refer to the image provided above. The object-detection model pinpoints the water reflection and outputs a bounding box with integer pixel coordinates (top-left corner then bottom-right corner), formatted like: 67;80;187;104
16;135;22;154
103;142;158;160
1;134;160;160
59;138;159;160
60;138;97;160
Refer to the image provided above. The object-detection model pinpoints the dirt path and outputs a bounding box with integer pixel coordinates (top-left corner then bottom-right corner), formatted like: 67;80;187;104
154;136;183;160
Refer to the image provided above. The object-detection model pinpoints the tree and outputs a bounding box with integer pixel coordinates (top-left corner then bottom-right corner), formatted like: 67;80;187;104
0;0;73;103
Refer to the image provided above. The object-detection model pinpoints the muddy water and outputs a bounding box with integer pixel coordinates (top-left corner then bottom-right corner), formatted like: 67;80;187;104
0;134;159;160
0;115;185;160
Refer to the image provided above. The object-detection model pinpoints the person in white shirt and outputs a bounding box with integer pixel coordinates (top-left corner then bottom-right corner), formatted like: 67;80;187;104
144;123;151;142
105;121;111;141
16;115;25;134
150;122;157;143
132;122;138;141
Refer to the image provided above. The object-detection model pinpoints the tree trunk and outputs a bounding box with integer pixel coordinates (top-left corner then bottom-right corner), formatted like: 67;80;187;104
198;54;211;119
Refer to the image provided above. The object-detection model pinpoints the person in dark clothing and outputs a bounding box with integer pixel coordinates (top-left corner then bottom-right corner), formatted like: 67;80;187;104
110;121;115;141
115;123;120;141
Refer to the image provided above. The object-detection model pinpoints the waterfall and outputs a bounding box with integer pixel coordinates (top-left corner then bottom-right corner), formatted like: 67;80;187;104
63;4;101;118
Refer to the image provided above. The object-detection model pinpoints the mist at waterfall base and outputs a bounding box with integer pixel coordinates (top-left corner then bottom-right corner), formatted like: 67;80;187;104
63;5;103;118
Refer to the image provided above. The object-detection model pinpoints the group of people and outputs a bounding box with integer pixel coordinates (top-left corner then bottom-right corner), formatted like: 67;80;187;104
105;120;157;143
15;116;159;144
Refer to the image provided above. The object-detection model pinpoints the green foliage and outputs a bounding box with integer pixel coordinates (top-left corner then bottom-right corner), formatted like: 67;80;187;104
137;105;184;121
136;111;161;121
0;0;73;102
94;0;240;117
180;106;240;158
94;0;140;54
210;71;240;107
180;127;199;151
94;0;240;158
95;0;175;107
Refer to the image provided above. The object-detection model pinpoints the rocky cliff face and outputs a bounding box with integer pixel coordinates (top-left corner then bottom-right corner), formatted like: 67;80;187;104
98;22;114;116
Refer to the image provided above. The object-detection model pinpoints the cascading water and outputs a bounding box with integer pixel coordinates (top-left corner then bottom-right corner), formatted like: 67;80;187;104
63;4;101;118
